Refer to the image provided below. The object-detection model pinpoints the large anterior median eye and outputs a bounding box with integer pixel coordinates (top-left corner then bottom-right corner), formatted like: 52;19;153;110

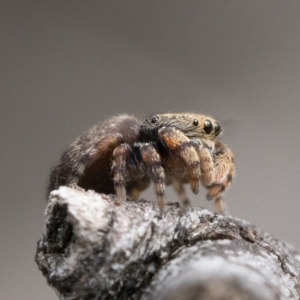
214;122;221;136
203;119;213;134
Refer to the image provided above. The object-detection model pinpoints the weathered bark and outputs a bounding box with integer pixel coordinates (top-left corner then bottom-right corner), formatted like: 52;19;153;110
35;186;300;300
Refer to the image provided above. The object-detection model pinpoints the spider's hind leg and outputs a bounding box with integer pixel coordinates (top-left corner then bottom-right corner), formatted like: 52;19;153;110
138;143;166;210
171;180;190;207
127;176;151;201
112;143;137;202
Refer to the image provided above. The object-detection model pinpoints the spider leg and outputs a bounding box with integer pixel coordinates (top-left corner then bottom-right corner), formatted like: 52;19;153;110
206;141;235;214
172;180;190;207
138;143;166;210
214;196;227;215
127;176;151;201
158;127;201;194
190;139;215;186
128;188;141;201
214;140;235;182
112;143;136;201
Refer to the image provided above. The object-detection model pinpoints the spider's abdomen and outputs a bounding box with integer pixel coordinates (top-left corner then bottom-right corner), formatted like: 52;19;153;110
49;115;141;195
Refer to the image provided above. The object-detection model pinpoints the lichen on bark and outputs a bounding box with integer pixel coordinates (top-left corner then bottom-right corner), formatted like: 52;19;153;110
35;186;300;300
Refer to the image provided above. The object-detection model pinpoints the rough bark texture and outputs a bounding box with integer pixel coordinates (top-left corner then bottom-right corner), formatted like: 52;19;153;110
35;186;300;300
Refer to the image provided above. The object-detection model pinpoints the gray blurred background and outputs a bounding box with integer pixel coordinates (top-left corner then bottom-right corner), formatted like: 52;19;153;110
1;1;300;299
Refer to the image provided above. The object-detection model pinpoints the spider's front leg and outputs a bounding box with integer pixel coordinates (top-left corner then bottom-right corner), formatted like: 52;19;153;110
158;127;201;195
206;141;235;214
190;139;215;187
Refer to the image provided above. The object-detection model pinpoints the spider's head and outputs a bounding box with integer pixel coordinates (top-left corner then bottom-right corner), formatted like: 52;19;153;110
140;113;222;147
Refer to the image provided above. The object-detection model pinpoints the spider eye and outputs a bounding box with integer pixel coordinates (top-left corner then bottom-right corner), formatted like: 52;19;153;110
193;119;199;126
203;119;213;134
151;116;158;124
214;122;221;136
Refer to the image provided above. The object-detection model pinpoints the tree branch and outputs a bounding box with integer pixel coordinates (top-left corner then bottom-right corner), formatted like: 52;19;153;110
35;186;300;299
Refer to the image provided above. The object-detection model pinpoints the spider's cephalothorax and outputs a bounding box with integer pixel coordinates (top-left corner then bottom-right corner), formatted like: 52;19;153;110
139;113;221;147
49;113;235;214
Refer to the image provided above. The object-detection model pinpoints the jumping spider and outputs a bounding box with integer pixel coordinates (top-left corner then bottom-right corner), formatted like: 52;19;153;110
49;113;235;214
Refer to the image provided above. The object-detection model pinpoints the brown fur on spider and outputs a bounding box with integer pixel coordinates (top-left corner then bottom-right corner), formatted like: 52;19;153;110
48;113;235;214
